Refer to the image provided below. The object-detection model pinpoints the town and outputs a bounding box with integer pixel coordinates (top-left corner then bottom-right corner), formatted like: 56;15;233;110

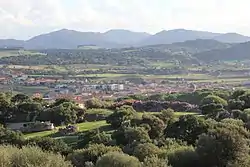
0;64;245;103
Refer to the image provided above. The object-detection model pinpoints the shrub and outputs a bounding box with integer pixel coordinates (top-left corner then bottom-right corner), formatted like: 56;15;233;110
96;152;141;167
165;115;209;145
67;144;122;167
201;95;228;106
106;105;136;128
0;126;24;146
78;129;113;148
167;147;200;167
133;143;162;161
141;114;165;139
26;137;71;155
112;127;151;146
196;123;249;167
0;145;72;167
143;156;169;167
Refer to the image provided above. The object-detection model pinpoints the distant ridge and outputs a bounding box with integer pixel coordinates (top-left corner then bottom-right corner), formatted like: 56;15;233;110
0;29;249;49
194;41;250;62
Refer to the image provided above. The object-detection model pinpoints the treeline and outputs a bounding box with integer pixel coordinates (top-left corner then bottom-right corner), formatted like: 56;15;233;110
0;93;85;125
120;89;231;105
0;48;197;66
1;89;250;166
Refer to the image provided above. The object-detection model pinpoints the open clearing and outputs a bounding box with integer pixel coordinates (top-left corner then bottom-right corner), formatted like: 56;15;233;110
24;121;108;139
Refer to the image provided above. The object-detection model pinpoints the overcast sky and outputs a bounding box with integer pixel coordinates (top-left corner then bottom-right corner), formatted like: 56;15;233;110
0;0;249;39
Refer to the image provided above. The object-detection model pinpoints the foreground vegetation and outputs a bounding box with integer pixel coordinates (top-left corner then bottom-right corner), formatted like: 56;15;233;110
1;89;250;166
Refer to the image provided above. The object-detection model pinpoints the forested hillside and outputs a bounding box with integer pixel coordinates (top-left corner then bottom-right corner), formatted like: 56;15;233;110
1;38;250;66
1;89;250;166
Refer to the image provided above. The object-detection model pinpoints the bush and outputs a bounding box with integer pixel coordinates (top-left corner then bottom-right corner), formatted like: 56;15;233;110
133;143;162;161
167;147;200;167
156;108;175;125
0;126;24;146
78;129;113;148
26;137;71;155
106;105;136;128
85;98;104;109
0;145;72;167
96;152;141;167
196;123;249;167
67;144;122;167
112;127;151;146
201;95;228;106
143;156;169;167
165;115;209;145
141;114;165;139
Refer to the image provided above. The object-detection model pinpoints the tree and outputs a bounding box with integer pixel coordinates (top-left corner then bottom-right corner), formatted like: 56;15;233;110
133;143;162;161
78;129;112;148
53;98;74;107
106;105;136;128
165;115;209;145
124;127;151;144
85;98;103;109
201;95;228;106
0;145;72;167
0;126;24;146
140;114;165;139
112;127;151;146
67;144;122;167
0;95;12;123
239;93;250;109
96;152;141;167
196;123;250;167
11;93;29;104
156;108;175;125
231;89;246;100
201;103;225;118
38;102;78;125
228;99;245;110
17;102;43;121
221;118;245;127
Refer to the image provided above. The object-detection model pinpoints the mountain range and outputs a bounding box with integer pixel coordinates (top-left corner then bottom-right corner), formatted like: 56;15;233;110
0;29;250;49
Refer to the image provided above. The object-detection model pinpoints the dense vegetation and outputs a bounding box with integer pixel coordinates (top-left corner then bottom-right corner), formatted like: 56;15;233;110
1;39;250;68
1;89;250;166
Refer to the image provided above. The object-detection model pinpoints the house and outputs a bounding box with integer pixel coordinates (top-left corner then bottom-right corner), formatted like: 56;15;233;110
6;121;54;132
0;76;10;84
16;75;28;81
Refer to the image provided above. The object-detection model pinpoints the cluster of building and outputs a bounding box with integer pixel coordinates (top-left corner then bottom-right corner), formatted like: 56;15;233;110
0;67;242;102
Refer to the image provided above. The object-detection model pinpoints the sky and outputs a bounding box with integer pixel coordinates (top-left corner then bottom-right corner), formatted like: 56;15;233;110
0;0;250;39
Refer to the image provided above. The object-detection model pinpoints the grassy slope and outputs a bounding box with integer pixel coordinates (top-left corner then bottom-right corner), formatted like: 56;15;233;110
24;121;108;139
24;112;197;139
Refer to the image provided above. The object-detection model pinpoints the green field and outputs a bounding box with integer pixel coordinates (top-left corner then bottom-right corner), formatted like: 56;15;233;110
24;121;108;139
0;50;45;58
151;62;176;68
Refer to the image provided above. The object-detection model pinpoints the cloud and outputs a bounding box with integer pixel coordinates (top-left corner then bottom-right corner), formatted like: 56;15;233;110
0;0;250;39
